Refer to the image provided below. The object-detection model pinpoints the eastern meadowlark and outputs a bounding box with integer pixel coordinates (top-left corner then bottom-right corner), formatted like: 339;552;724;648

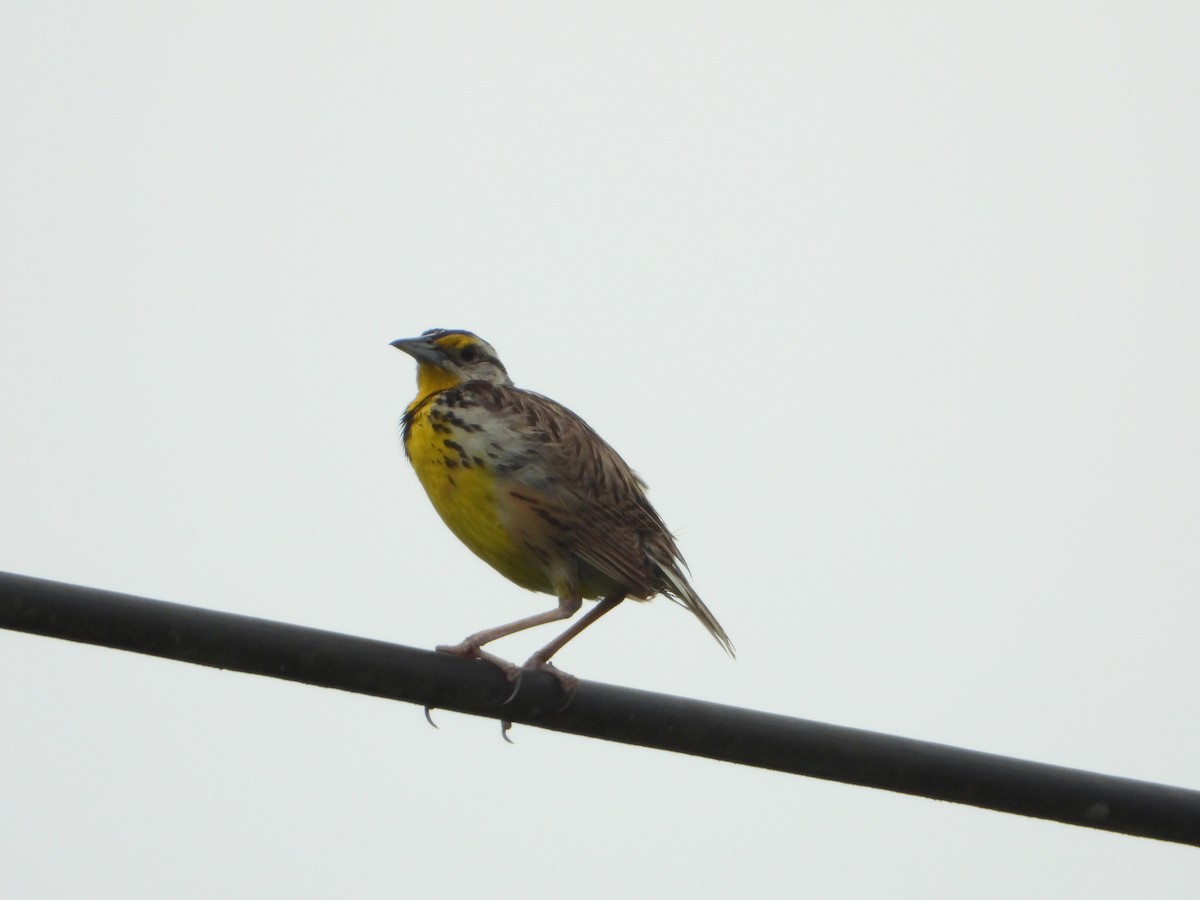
392;328;733;691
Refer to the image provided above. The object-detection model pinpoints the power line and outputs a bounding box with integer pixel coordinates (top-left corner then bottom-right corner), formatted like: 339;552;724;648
2;569;1198;847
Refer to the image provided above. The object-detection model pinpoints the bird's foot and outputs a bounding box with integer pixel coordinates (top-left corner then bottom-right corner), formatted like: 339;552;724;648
437;641;521;679
522;655;579;710
432;643;576;737
497;658;577;741
436;641;524;702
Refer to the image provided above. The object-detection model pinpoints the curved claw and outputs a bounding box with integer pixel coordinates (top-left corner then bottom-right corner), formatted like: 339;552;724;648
501;669;523;706
423;706;439;729
554;684;578;714
500;720;514;743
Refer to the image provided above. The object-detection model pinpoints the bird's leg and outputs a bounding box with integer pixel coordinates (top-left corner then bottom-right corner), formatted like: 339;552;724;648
437;592;583;681
497;592;627;735
522;592;627;696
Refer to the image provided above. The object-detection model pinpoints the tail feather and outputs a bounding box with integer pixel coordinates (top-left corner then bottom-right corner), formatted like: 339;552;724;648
654;559;735;658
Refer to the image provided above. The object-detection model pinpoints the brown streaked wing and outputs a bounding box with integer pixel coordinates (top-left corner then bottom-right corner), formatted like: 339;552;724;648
453;382;679;598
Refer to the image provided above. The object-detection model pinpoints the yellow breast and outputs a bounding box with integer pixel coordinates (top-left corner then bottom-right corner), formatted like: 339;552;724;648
405;400;554;594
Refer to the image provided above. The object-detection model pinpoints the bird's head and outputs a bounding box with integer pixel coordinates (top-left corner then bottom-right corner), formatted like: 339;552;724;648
391;328;512;398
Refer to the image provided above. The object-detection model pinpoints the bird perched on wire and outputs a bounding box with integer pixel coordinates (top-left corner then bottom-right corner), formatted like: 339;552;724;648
392;328;733;693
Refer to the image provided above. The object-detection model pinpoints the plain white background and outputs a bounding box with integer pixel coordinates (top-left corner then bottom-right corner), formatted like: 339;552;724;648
2;3;1197;896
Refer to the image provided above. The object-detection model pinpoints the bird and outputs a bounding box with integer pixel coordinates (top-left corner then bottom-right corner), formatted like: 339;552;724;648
391;328;733;693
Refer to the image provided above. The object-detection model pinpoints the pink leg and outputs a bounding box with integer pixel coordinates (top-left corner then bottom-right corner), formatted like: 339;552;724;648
437;592;583;679
522;592;627;693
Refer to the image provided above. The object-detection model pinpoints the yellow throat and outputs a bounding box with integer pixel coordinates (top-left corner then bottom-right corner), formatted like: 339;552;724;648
399;344;555;594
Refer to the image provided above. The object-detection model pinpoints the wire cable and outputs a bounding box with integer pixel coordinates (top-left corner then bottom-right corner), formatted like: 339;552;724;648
2;570;1197;846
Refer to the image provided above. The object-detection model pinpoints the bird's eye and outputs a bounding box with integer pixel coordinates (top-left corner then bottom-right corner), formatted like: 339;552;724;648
460;345;480;363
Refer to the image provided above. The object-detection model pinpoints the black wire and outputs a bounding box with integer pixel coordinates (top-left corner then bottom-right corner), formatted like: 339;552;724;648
2;570;1198;846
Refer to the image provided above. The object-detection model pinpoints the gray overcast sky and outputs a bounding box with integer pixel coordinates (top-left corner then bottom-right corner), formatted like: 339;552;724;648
2;3;1198;896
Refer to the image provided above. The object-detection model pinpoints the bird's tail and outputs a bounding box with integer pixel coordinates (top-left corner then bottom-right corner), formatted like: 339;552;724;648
654;557;735;658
